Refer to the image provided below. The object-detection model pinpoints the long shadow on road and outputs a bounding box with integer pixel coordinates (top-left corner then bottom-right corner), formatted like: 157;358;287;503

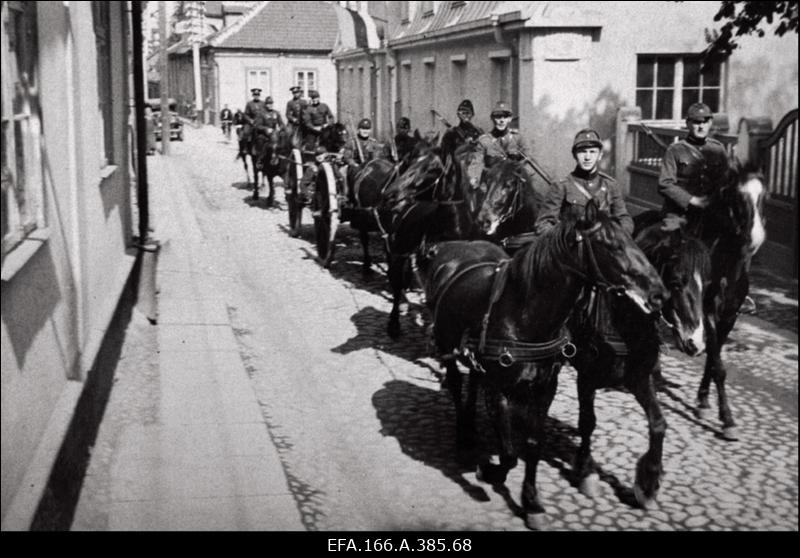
372;379;644;518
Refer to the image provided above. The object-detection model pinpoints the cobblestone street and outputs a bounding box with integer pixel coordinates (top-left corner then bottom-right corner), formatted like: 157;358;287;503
74;123;798;531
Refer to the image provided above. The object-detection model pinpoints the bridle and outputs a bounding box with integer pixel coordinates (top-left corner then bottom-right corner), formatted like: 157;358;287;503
558;221;629;296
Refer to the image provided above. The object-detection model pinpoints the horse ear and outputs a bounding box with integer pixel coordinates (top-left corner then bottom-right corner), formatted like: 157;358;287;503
414;129;422;141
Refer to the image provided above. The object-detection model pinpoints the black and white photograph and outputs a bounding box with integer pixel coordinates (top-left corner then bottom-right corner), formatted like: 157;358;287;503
1;0;797;535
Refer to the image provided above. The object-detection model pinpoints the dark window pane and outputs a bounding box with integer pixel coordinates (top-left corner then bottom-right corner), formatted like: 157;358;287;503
684;58;700;87
682;89;699;114
657;59;675;87
637;57;654;88
656;89;673;119
637;90;653;119
702;61;721;86
702;89;720;112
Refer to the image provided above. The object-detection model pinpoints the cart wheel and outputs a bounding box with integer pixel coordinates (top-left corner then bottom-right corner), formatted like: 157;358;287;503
314;210;331;263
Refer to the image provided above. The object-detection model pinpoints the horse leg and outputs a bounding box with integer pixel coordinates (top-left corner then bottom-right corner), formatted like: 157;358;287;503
574;371;601;498
387;254;406;339
443;360;476;456
266;174;275;206
520;369;559;530
627;354;667;509
360;228;373;275
476;381;517;486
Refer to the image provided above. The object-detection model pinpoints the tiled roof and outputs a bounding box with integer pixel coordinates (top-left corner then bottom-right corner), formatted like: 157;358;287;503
389;1;506;41
213;1;341;51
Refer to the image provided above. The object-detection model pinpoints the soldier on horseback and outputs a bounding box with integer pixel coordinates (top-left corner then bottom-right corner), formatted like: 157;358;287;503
242;88;267;146
341;118;385;204
394;117;415;163
301;90;334;151
476;101;529;167
286;85;307;143
535;129;633;235
252;96;285;165
441;99;483;162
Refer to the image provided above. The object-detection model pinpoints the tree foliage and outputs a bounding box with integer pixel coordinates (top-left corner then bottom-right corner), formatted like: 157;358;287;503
702;1;798;65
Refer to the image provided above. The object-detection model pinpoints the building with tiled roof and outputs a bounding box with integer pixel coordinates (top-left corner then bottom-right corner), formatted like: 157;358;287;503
333;0;797;278
167;1;378;122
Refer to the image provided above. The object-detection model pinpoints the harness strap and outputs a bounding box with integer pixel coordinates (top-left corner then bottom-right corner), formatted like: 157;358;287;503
463;332;574;367
478;259;512;352
431;262;498;328
501;232;538;252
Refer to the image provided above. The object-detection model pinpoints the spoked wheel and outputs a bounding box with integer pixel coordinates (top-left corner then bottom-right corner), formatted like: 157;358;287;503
313;161;341;268
286;148;304;236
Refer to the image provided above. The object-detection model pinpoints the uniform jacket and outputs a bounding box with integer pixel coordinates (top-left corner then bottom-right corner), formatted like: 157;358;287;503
220;108;233;122
344;135;384;165
395;132;415;161
658;136;729;214
535;168;634;235
302;102;334;130
286;98;308;125
253;109;284;135
244;100;266;124
477;128;528;167
441;121;483;160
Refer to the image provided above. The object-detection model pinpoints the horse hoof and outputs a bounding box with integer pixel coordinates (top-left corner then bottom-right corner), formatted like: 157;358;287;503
633;483;658;510
579;474;601;499
524;512;549;531
694;407;713;421
721;426;740;441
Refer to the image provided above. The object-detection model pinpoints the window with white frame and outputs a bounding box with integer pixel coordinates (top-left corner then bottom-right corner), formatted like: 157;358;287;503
636;55;724;120
93;1;114;167
295;69;317;98
246;68;270;100
1;1;45;260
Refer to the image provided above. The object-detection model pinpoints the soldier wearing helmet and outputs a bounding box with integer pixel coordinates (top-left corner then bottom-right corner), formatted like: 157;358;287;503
344;118;384;167
252;96;284;142
286;86;308;141
534;128;633;235
301;89;334;150
476;101;529;167
394;117;415;163
242;88;267;145
441;99;483;162
658;102;729;217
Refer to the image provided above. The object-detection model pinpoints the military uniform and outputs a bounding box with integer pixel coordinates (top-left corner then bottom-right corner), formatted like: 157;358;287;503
442;121;483;160
344;135;383;166
476;128;528;167
253;107;284;137
395;132;415;162
286;89;307;139
658;136;729;215
243;94;266;143
301;105;333;149
536;169;633;235
220;107;233;122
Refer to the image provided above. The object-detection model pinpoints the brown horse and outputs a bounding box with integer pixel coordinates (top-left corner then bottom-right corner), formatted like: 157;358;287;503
418;201;666;529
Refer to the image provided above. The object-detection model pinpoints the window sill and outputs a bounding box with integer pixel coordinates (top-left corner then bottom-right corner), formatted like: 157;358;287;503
99;164;118;181
1;228;51;282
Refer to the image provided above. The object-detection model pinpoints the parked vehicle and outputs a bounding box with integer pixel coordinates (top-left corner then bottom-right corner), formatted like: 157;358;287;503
147;98;184;141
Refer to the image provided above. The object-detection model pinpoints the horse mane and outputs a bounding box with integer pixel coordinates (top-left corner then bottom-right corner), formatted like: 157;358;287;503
511;216;577;293
637;224;710;282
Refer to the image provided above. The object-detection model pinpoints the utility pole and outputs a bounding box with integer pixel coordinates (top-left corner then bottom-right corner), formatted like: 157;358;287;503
187;1;205;123
158;0;170;154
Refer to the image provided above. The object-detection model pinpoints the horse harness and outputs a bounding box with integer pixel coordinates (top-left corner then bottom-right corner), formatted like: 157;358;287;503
431;258;575;372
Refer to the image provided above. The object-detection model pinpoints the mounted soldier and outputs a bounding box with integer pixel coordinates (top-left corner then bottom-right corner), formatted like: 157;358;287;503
341;118;386;204
220;104;233;140
476;101;529;167
242;88;267;145
394;117;415;163
440;99;483;162
535;128;633;235
301;89;334;151
285;85;307;143
252;96;285;164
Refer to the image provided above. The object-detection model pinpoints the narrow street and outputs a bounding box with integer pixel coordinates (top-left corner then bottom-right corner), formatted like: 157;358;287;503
73;123;798;531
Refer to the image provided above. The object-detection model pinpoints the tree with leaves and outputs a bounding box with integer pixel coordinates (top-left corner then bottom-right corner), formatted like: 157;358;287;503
701;1;798;65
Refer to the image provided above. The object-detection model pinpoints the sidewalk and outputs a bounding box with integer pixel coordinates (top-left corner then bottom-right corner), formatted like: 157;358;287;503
71;147;304;531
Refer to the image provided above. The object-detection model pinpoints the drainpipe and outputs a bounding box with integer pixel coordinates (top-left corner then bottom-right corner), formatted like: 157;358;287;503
491;12;520;126
386;42;398;133
132;0;160;323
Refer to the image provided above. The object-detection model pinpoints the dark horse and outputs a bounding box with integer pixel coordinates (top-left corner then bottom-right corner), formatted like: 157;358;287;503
689;160;766;440
250;128;294;204
566;220;711;508
285;123;349;237
315;130;442;271
418;202;666;529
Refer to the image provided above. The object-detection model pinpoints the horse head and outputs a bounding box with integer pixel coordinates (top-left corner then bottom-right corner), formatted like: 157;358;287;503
474;160;530;237
722;158;767;256
637;221;710;356
571;201;667;316
451;142;486;215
